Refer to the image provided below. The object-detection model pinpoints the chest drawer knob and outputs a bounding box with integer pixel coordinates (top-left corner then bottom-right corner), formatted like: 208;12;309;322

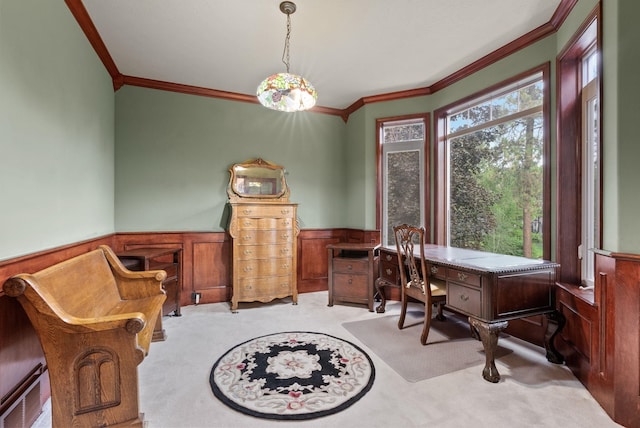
243;249;253;256
459;294;469;302
280;248;290;255
385;254;393;262
281;209;290;215
281;233;289;239
431;266;439;274
457;272;468;282
243;266;253;272
386;268;392;275
281;263;289;269
242;209;253;215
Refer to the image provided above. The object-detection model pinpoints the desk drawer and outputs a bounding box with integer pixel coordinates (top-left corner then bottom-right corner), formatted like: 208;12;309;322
447;269;481;287
447;283;482;317
333;258;369;274
332;273;369;299
159;264;177;279
379;261;399;285
427;263;447;280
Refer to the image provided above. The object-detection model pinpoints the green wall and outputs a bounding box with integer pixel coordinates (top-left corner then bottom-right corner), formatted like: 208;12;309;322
608;0;640;252
1;0;638;261
0;0;115;260
114;86;346;231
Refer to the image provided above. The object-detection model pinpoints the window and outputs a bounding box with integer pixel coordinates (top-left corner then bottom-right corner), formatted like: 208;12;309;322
435;65;550;258
377;115;429;247
556;10;600;285
580;48;600;288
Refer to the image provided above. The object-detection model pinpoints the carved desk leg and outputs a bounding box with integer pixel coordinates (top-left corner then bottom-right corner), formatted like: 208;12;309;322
374;278;387;313
468;317;509;383
544;310;566;364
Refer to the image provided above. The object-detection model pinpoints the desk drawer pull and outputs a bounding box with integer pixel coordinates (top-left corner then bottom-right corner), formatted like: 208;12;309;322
431;266;439;275
459;294;469;302
457;272;468;281
385;268;392;275
385;254;393;262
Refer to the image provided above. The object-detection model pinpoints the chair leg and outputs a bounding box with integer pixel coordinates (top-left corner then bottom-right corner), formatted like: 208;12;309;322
435;303;446;321
420;300;433;345
398;293;408;330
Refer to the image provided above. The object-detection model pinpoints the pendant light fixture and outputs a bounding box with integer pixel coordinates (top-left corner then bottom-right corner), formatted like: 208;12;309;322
256;1;317;112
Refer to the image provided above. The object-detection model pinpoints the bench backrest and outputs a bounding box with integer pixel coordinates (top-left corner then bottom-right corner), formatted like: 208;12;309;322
29;249;122;318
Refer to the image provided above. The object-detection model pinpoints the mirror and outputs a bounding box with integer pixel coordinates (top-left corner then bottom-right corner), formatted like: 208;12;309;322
228;158;288;200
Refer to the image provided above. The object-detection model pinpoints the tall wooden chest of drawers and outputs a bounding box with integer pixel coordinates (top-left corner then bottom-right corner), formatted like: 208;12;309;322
229;202;298;312
227;158;299;313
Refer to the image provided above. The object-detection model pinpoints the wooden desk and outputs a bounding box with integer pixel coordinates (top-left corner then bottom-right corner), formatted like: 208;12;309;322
117;247;183;341
375;244;564;382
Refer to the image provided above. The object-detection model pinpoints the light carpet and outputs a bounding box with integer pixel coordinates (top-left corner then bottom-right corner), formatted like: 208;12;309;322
32;292;621;427
343;310;512;382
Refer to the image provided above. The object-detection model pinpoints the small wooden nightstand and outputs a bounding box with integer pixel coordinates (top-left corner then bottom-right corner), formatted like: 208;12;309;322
327;243;379;311
117;247;182;341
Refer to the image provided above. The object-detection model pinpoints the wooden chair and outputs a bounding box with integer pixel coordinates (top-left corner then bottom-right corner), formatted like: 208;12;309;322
394;224;447;345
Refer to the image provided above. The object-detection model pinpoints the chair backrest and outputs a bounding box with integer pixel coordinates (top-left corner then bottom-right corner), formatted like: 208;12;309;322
393;224;428;295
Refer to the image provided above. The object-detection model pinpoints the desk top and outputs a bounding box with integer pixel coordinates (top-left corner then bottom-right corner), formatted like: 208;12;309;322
117;247;182;259
381;244;559;274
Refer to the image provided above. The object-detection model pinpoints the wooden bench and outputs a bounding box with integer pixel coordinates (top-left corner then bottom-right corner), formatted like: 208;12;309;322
2;245;166;428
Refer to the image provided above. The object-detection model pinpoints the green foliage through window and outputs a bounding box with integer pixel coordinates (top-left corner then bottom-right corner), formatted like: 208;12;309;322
447;75;544;258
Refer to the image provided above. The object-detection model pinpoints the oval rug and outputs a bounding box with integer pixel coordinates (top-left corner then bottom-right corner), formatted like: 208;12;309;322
209;331;375;420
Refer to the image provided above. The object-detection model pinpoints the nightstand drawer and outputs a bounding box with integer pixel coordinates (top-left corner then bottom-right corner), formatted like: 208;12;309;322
332;273;369;299
333;258;369;274
447;282;482;317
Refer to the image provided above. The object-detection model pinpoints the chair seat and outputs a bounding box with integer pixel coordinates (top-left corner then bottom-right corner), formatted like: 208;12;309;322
407;279;447;297
430;280;447;297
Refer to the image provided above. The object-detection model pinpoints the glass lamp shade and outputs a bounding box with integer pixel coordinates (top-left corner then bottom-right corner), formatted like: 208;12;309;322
256;72;317;112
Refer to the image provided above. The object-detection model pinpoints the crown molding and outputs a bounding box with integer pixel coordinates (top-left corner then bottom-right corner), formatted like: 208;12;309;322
66;0;577;121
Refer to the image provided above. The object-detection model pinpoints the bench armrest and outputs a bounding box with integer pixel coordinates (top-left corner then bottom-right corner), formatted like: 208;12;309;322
99;245;167;300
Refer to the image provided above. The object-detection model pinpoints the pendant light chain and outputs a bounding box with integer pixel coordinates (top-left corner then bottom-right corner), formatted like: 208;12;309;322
281;12;291;74
256;1;317;111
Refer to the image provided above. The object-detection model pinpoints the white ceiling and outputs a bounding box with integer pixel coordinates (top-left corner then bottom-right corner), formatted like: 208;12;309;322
81;0;562;110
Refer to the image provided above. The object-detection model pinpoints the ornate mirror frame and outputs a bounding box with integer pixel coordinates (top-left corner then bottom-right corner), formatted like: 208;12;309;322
227;158;290;203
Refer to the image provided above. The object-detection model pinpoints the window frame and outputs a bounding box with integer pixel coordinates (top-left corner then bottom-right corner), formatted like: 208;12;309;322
433;63;552;258
376;113;431;246
556;7;602;285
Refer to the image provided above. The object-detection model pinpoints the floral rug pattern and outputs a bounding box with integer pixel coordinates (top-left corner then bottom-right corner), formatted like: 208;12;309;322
209;331;375;420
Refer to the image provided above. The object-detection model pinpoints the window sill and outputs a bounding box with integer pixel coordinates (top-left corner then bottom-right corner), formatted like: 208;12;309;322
556;281;595;306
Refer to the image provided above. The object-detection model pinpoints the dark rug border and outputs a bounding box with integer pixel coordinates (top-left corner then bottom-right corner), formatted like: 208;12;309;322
209;331;376;421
